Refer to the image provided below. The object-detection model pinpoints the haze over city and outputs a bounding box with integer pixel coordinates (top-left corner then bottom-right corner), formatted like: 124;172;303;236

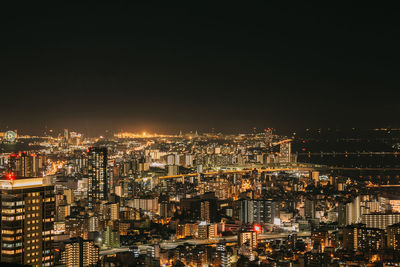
1;2;400;135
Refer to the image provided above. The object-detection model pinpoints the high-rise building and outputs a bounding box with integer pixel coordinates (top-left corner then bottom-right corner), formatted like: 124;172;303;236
238;227;258;260
279;141;291;163
214;242;230;267
103;226;120;248
361;212;400;229
305;198;316;219
238;199;275;224
87;147;108;209
0;176;55;266
346;196;361;225
311;229;329;252
342;224;384;252
61;237;99;267
8;152;41;178
200;199;217;223
387;222;400;250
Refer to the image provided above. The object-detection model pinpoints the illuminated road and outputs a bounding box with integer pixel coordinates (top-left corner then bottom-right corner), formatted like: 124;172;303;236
158;163;400;181
99;231;311;255
159;231;311;250
100;247;130;256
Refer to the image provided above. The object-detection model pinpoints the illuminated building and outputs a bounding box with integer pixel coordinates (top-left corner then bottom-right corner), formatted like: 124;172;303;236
8;152;41;178
238;228;257;249
176;224;185;239
238;227;258;260
311;171;319;185
87;147;108;209
238;199;275;224
0;176;55;266
105;202;119;221
185;223;198;238
346;196;361;225
198;222;209;239
103;226;120;248
214;242;230;267
342;224;384;252
389;199;400;213
88;216;99;233
129;197;159;212
200;198;217;223
56;204;71;221
387;223;400;250
197;221;217;239
311;229;329;252
61;237;99;267
362;212;400;229
279;140;291;163
305;198;316;219
167;165;179;176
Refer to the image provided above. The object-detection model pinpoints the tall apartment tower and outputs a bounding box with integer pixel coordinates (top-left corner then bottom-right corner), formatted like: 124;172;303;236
61;237;99;267
279;141;291;163
87;147;108;209
0;176;55;266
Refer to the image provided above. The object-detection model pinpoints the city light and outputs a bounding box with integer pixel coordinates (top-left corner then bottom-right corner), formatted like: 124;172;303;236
6;172;15;181
253;224;262;233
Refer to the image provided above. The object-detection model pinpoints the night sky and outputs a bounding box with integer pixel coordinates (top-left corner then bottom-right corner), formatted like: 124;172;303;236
1;2;399;135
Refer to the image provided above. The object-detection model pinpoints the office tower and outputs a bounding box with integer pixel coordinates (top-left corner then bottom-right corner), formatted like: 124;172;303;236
0;176;55;266
87;147;108;209
62;237;99;267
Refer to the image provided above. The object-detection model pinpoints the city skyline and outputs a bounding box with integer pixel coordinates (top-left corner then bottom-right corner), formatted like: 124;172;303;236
1;3;400;266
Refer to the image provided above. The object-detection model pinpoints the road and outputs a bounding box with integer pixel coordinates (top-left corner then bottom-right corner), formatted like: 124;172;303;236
99;231;311;255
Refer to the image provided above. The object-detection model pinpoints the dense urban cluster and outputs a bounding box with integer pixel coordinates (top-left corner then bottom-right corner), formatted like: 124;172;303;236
1;129;400;266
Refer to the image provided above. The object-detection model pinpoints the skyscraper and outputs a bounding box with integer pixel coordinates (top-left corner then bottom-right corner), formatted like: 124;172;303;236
0;176;55;266
87;147;108;209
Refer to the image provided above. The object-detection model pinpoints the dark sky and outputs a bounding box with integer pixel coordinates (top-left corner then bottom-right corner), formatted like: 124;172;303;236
0;2;399;135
